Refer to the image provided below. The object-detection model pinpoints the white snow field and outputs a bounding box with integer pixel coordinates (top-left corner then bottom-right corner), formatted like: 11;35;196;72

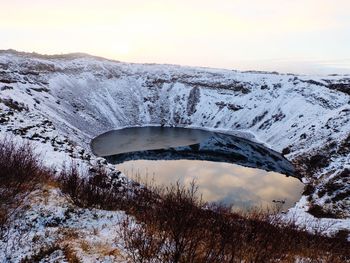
0;50;349;261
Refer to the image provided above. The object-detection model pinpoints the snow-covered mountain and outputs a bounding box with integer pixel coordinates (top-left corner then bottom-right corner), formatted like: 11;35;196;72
0;50;349;221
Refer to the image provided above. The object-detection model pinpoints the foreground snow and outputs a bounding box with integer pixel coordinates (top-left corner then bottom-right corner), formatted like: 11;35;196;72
1;186;129;262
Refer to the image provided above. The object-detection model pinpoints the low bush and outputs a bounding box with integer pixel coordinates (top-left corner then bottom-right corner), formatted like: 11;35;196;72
57;163;350;262
58;163;159;214
58;164;125;210
118;183;350;263
308;203;338;219
1;139;348;262
0;137;52;237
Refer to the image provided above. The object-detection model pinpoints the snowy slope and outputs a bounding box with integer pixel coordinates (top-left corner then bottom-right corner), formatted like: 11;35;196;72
0;50;349;234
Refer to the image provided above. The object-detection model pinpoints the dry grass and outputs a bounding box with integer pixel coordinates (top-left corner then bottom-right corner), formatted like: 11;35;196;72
62;245;81;263
58;165;350;262
0;137;53;237
80;240;125;258
79;239;91;252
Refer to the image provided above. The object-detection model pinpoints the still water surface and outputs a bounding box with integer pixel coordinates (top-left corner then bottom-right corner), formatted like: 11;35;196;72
91;127;303;210
118;160;302;210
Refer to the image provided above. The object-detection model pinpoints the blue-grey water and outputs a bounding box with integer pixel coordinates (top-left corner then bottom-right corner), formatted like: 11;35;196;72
91;126;303;210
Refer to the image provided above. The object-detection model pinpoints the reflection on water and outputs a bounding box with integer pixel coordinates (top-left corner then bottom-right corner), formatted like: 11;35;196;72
91;127;212;157
92;127;296;176
117;160;303;211
91;126;302;211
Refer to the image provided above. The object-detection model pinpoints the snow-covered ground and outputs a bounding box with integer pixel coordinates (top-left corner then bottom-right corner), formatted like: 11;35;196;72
0;185;130;262
0;50;349;261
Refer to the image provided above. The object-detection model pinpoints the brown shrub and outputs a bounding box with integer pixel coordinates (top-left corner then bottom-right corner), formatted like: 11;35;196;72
308;204;338;219
58;164;127;210
58;164;350;262
115;181;350;263
0;137;52;237
308;154;330;170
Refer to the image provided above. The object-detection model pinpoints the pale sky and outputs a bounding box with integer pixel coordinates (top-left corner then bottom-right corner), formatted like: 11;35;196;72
1;0;350;74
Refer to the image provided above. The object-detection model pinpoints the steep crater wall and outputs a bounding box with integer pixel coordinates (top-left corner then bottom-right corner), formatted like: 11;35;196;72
0;51;349;218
